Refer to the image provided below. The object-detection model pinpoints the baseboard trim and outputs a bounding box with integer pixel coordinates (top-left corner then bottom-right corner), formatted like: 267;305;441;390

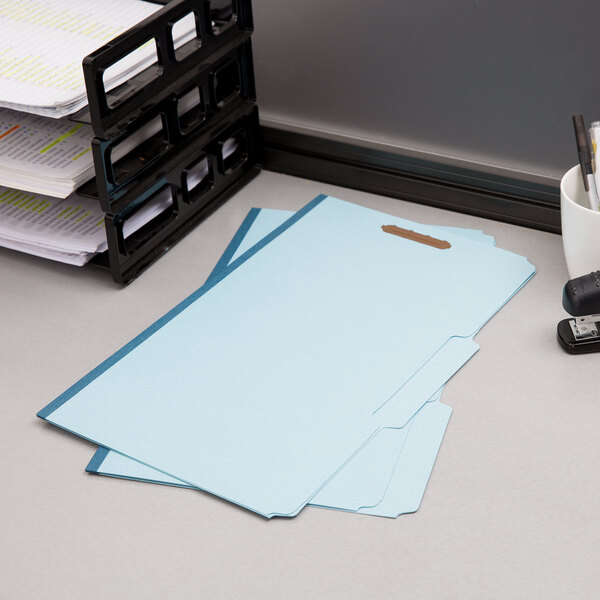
261;126;561;233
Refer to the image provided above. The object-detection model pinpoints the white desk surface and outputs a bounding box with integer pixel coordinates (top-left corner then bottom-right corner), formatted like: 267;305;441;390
1;171;598;599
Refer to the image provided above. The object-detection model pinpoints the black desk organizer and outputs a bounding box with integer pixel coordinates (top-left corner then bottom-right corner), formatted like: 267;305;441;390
72;0;260;284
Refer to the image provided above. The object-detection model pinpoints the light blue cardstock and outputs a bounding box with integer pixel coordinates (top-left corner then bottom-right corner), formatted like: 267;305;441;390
39;196;535;518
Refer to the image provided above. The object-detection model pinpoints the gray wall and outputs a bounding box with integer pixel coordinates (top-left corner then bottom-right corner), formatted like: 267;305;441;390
251;0;600;184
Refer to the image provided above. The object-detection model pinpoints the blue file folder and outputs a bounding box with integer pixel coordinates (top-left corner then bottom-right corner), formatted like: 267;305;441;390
85;209;486;516
38;196;535;518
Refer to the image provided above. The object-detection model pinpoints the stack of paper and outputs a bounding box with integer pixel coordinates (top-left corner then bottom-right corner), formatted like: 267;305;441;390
0;0;198;264
38;196;535;518
0;137;234;265
0;0;190;118
0;107;167;198
0;185;172;265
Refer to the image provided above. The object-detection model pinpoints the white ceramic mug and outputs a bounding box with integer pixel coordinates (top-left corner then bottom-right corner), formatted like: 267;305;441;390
560;164;600;278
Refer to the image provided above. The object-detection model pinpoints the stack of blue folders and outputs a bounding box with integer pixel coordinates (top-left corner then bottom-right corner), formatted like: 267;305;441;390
38;195;535;518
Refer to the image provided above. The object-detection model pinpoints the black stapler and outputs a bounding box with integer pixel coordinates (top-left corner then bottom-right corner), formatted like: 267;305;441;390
557;270;600;353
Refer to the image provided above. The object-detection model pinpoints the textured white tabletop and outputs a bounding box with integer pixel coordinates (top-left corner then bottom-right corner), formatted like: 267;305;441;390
1;170;597;599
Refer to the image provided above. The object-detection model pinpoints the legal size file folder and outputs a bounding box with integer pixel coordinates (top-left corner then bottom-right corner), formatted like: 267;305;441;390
84;208;494;517
38;195;535;517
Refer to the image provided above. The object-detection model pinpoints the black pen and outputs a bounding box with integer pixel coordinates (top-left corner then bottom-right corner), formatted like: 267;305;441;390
573;114;600;211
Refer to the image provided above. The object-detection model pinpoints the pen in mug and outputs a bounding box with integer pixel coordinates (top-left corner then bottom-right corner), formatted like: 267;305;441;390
588;121;600;204
572;114;600;211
